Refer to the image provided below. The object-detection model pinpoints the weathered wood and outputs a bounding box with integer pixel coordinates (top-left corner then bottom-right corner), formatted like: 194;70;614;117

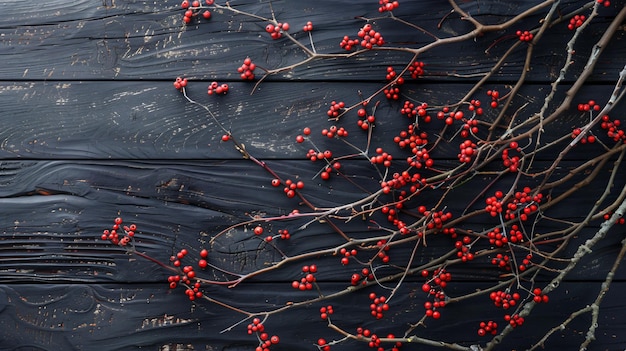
1;0;625;350
0;159;623;284
0;0;622;82
0;81;620;160
0;282;625;350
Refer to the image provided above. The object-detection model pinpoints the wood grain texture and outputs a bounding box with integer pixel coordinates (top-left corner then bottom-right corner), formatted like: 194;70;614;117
0;159;623;283
0;81;621;159
0;0;623;82
0;282;624;350
1;0;626;350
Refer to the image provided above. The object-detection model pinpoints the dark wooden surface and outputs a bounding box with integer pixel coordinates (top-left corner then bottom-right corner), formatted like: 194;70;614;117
1;0;625;350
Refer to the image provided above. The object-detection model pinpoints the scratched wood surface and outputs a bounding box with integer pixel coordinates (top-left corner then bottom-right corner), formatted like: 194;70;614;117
1;0;625;350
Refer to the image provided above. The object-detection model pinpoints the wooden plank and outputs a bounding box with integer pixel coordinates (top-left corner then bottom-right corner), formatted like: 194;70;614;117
0;81;622;160
0;0;625;349
0;159;623;283
0;282;624;350
0;0;623;82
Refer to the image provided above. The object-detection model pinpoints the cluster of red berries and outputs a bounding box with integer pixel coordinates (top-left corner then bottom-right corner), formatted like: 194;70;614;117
578;99;601;112
502;141;521;172
277;229;291;240
408;61;425;78
486;225;523;247
504;187;542;221
101;217;136;246
458;139;477;163
468;99;484;116
399;101;424;119
173;77;188;90
485;191;505;217
491;252;511;269
487;227;506;247
339;248;358;265
435;107;464;126
265;22;290;40
422;208;453;231
461;119;479;138
603;212;626;225
182;274;203;300
247;318;265;334
256;333;280;351
357;111;377;130
291;264;317;290
383;66;404;100
302;21;313;32
421;269;450;319
375;239;391;263
369;292;390;319
490;290;520;309
597;0;610;7
167;248;206;300
378;0;399;12
422;268;452;290
441;227;458;238
321;125;348;138
339;36;360;51
394;124;428;148
281;178;304;198
384;86;400;100
532;287;549;303
477;320;498;336
319;305;334;320
455;236;474;262
380;206;400;226
486;89;500;108
320;161;342;181
568;14;586;30
181;0;213;24
393;125;433;168
508;224;525;243
207;81;229;95
317;338;331;351
238;57;256;80
306;149;333;162
295;127;309;143
491;252;533;271
350;267;375;285
423;292;445;319
357;24;385;49
384;66;401;82
516;30;533;42
571;127;596;144
371;147;393;168
380;171;424;199
246;318;280;351
505;313;525;327
252;225;276;242
518;253;533;271
600;115;625;143
355;328;385;350
196;249;209;270
327;100;346;119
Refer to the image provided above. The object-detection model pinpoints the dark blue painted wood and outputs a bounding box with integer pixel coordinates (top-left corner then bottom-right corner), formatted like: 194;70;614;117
0;0;625;350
